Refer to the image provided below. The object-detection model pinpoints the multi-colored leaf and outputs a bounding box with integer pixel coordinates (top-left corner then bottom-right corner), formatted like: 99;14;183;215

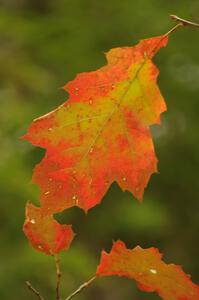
97;240;199;300
24;35;168;253
23;203;74;255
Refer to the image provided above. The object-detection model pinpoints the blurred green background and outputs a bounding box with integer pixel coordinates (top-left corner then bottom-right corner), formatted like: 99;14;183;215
0;0;199;299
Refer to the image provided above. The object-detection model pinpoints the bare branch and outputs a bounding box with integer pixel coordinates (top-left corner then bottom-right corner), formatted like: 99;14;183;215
170;15;199;28
65;276;96;300
26;281;44;300
164;14;199;37
54;254;62;300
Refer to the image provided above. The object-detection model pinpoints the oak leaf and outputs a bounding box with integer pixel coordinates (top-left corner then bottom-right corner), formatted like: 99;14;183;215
23;203;74;255
97;240;199;300
24;35;167;216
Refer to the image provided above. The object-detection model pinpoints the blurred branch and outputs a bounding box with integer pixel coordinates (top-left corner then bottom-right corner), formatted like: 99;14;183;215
165;14;199;36
54;254;62;300
65;276;96;300
170;15;199;28
26;281;44;300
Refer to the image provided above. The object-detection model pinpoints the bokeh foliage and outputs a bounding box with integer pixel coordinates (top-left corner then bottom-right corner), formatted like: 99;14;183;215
0;0;199;299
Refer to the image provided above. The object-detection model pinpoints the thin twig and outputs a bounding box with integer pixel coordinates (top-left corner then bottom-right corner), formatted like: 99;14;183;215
65;276;97;300
26;281;44;300
54;254;62;300
170;14;199;28
163;14;199;37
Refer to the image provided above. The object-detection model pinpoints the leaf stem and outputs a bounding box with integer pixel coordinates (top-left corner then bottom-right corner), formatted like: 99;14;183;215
26;281;44;300
54;254;62;300
64;276;97;300
165;22;184;36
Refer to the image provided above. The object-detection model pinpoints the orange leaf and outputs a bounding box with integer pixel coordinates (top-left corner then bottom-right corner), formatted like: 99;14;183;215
23;203;74;255
24;35;168;216
97;240;199;300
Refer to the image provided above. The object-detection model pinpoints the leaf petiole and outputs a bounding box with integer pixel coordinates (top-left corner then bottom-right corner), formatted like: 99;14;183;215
54;254;62;300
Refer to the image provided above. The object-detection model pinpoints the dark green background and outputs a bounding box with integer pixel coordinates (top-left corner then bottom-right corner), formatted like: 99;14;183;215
0;1;199;299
